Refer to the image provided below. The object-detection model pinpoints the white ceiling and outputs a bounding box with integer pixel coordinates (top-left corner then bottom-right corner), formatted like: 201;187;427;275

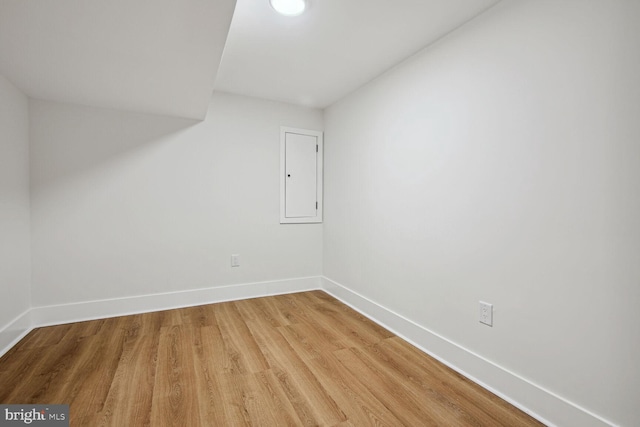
215;0;501;108
0;0;500;118
0;0;236;119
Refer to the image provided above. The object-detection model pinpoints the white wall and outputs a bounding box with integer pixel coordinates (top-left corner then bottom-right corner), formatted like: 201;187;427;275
30;92;323;307
0;75;31;347
323;1;640;426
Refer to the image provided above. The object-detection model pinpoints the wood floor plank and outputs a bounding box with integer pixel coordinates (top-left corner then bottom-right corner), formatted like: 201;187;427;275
333;346;445;426
243;318;346;426
378;337;531;426
284;314;348;356
0;291;544;426
270;293;316;324
0;345;50;396
253;369;304;426
68;316;131;426
215;302;270;375
219;370;285;426
178;305;218;328
303;298;393;349
349;342;485;426
16;324;73;349
2;336;85;404
304;351;406;426
96;334;158;427
303;290;394;339
234;297;291;328
191;325;230;426
149;325;202;426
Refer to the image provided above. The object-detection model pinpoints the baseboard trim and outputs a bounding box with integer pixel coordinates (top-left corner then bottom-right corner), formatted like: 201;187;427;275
320;276;614;427
31;276;321;328
0;310;32;358
0;276;320;357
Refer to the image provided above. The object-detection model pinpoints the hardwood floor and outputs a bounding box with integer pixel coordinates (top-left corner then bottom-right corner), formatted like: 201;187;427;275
0;291;543;426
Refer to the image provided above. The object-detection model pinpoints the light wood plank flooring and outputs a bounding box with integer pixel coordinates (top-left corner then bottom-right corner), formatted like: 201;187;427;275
0;291;544;426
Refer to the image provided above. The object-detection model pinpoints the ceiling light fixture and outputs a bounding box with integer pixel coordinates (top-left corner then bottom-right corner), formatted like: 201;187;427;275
269;0;306;16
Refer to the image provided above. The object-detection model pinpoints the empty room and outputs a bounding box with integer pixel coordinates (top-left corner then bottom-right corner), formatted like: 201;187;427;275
0;0;638;425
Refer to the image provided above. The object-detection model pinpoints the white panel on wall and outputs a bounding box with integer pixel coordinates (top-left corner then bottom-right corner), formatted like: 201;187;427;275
285;133;317;218
280;127;323;223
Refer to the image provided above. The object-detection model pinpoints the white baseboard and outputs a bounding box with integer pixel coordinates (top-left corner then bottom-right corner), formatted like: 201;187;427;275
0;276;320;357
321;276;614;427
0;310;32;358
31;276;321;327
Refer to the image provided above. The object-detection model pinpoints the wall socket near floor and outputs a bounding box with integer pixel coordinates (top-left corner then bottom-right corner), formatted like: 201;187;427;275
479;301;493;326
231;254;240;267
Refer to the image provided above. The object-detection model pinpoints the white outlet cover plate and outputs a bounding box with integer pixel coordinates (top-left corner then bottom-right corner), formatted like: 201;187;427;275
479;301;493;326
231;254;240;267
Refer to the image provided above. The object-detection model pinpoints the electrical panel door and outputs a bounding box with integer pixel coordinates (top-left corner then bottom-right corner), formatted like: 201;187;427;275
280;127;323;223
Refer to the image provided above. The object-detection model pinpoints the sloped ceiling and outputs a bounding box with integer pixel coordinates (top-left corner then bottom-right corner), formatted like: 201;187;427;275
0;0;236;120
0;0;501;118
215;0;501;108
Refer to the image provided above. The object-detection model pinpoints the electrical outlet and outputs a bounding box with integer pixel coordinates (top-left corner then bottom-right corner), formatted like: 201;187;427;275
231;254;240;267
479;301;493;326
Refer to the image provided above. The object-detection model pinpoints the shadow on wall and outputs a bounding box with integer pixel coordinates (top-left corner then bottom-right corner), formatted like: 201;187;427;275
30;100;200;189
